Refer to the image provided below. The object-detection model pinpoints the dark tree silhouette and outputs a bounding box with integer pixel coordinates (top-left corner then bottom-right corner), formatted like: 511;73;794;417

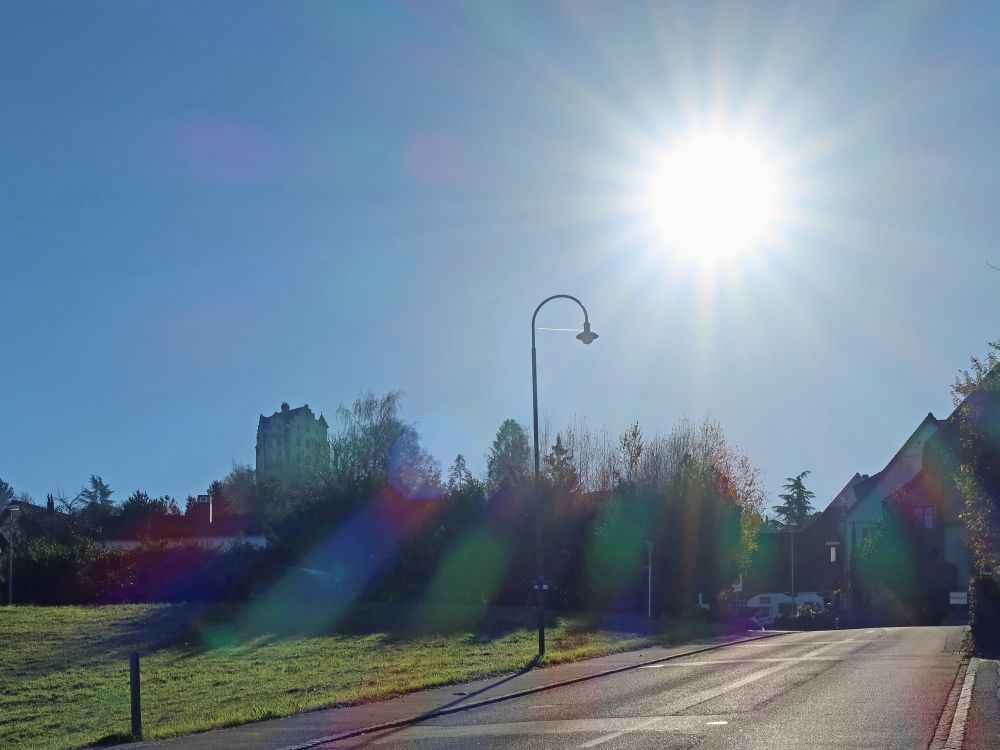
76;475;113;507
0;478;14;506
774;471;815;529
487;418;530;490
446;454;474;493
544;434;580;496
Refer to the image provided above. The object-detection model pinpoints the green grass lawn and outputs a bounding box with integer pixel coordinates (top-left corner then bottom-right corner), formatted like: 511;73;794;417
0;602;720;750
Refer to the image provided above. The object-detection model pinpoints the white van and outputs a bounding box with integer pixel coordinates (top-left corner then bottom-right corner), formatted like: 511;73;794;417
745;592;824;626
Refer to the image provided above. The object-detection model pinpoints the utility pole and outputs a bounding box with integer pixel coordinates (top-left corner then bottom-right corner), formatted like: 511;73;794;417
789;528;796;610
6;506;18;605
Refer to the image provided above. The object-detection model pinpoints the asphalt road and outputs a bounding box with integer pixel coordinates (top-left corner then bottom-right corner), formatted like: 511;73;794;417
324;627;968;750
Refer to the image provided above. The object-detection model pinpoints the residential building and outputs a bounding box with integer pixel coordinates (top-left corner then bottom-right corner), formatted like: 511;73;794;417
842;412;941;572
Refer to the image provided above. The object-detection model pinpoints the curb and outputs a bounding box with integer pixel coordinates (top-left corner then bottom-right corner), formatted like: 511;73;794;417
276;630;790;750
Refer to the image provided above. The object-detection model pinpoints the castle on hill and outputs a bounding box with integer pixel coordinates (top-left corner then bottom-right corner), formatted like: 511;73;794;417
255;402;329;485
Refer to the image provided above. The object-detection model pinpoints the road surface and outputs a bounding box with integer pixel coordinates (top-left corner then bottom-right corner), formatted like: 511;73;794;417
324;627;968;749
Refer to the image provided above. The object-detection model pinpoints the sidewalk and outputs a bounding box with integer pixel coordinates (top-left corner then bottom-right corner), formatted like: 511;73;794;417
139;629;784;750
965;657;1000;749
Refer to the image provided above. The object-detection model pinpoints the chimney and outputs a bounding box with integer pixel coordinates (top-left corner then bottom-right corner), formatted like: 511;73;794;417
47;494;54;513
281;402;290;412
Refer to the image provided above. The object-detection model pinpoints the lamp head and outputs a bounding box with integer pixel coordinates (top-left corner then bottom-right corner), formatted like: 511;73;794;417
576;321;598;345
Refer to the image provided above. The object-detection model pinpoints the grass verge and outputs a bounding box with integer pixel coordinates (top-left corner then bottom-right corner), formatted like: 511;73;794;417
1;603;724;750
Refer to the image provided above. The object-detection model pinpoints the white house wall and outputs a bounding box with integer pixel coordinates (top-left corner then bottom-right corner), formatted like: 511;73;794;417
844;417;939;568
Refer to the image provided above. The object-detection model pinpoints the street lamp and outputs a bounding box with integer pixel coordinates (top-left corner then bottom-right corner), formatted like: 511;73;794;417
788;526;799;611
5;504;18;605
531;294;598;657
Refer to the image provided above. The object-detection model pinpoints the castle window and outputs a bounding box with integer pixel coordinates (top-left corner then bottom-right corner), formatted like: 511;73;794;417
914;506;935;529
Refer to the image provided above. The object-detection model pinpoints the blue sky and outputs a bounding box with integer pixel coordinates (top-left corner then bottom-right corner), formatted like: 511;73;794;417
2;1;999;509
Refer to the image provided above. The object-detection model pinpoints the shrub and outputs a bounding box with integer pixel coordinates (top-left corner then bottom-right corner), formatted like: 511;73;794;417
969;573;1000;657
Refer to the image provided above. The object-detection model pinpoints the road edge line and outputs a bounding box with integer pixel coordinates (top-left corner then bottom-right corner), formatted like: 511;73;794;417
930;660;968;749
275;630;791;750
944;657;979;750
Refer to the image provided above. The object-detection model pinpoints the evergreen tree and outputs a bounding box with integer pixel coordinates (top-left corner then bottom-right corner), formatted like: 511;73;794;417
0;478;14;506
487;419;530;490
544;434;580;496
447;454;474;492
76;475;113;507
774;471;815;529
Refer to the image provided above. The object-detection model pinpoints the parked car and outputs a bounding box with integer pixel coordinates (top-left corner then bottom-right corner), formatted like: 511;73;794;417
745;592;825;627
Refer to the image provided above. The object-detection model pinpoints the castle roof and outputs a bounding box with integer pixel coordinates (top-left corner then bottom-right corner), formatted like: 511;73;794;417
258;402;326;430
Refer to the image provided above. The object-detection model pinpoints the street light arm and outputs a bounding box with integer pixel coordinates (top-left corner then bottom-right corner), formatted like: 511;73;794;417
531;294;592;349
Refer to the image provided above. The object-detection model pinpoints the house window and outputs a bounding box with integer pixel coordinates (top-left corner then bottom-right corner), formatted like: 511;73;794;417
830;546;837;563
914;506;935;529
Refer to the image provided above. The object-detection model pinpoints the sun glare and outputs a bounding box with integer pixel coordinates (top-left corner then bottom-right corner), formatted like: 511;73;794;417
641;129;784;266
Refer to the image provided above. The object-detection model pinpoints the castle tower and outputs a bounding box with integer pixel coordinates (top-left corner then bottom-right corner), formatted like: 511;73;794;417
255;402;330;485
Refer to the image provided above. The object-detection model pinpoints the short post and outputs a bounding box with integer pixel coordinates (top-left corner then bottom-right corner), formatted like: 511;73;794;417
129;652;143;740
646;540;654;619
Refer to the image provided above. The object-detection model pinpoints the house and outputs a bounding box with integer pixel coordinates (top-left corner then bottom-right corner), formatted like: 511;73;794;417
1;497;67;545
100;510;269;550
842;412;942;573
743;413;951;610
742;507;847;604
835;381;1000;616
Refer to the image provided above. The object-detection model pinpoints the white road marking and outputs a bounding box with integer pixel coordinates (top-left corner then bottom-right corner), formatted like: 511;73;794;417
578;640;851;748
641;657;842;666
786;640;874;644
705;720;728;725
349;717;717;745
944;658;979;750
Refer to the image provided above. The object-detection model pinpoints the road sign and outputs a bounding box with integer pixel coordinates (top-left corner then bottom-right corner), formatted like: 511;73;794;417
949;591;968;605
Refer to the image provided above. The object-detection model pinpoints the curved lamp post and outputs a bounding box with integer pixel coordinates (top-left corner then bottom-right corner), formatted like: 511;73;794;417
532;294;597;656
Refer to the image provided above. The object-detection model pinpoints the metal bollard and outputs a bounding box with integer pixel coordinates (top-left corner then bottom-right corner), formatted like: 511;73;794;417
130;652;143;740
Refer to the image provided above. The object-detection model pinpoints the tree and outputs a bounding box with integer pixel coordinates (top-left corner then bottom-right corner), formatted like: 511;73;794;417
543;434;581;497
76;475;113;507
0;478;14;506
219;463;256;512
445;454;486;512
121;490;179;517
716;443;768;572
447;454;474;493
331;390;409;484
774;471;815;529
486;419;530;490
612;422;644;488
386;426;443;499
950;338;1000;576
951;337;1000;406
53;486;80;514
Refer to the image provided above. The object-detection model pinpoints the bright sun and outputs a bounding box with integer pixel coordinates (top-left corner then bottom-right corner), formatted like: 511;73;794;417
641;128;784;266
